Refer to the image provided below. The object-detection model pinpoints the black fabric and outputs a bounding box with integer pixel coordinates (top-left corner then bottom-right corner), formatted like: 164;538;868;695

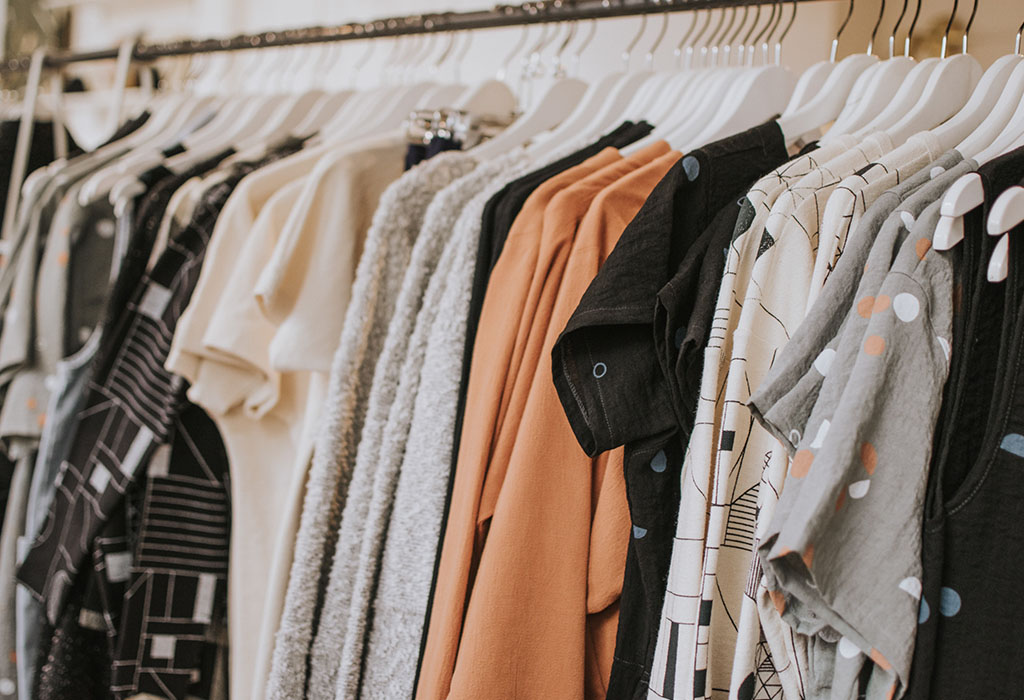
908;146;1024;700
98;111;151;149
404;136;463;170
550;120;789;700
25;140;302;700
95;151;233;369
0;120;83;221
412;119;654;690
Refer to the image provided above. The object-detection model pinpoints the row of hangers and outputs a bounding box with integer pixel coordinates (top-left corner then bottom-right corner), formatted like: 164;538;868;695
6;0;1024;280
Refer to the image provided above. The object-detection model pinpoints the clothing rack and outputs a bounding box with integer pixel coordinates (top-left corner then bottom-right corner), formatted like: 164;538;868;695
2;0;828;73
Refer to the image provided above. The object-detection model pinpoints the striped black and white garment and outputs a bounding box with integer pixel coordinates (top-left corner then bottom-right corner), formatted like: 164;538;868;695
18;139;303;700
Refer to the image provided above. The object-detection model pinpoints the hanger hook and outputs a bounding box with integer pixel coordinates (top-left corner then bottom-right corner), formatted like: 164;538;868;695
905;0;922;55
679;9;711;68
622;13;648;70
712;6;737;66
763;0;784;64
434;27;457;69
646;11;670;69
832;0;856;62
1017;17;1024;55
550;20;577;77
868;0;886;55
889;0;909;58
737;3;763;64
498;23;531;80
726;4;751;65
572;17;597;75
776;0;798;65
674;9;700;64
701;6;726;66
961;0;978;54
453;30;472;83
749;0;778;65
941;0;959;59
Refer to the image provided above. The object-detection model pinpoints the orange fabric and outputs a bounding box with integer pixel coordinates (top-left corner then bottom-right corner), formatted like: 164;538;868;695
416;148;620;700
417;148;681;700
480;141;672;526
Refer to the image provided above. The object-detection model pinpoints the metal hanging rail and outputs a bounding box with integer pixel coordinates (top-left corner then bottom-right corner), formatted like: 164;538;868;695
2;0;828;73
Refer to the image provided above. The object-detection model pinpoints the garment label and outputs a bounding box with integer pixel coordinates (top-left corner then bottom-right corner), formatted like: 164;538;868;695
106;551;132;583
193;573;216;623
122;426;155;475
150;634;177;660
138;283;172;320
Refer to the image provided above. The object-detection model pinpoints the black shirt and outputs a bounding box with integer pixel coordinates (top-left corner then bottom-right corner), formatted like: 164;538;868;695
551;120;789;700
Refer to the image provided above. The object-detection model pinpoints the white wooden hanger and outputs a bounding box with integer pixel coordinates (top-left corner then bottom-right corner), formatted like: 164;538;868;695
634;8;733;130
928;53;1021;150
577;14;658;139
452;24;528;123
852;59;937;138
777;0;877;147
468;77;586;160
955;59;1024;158
827;0;917;140
529;18;619;154
627;4;746;152
970;21;1024;164
684;0;797;149
926;7;1023;251
883;0;982;146
645;3;763;129
620;11;678;124
986;186;1024;282
781;0;839;112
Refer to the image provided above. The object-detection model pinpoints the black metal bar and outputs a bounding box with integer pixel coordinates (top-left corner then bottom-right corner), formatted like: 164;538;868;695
2;0;829;73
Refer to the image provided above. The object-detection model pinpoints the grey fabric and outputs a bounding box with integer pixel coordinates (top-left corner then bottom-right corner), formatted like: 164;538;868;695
327;154;536;699
757;186;961;700
0;178;116;700
331;152;529;700
14;330;99;700
750;151;967;454
0;450;31;699
307;151;480;698
267;152;478;700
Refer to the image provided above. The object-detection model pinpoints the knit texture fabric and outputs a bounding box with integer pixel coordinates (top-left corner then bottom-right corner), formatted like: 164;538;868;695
266;152;477;700
358;150;532;700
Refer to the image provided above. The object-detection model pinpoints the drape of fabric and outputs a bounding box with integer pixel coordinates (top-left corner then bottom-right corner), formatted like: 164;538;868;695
266;152;477;700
